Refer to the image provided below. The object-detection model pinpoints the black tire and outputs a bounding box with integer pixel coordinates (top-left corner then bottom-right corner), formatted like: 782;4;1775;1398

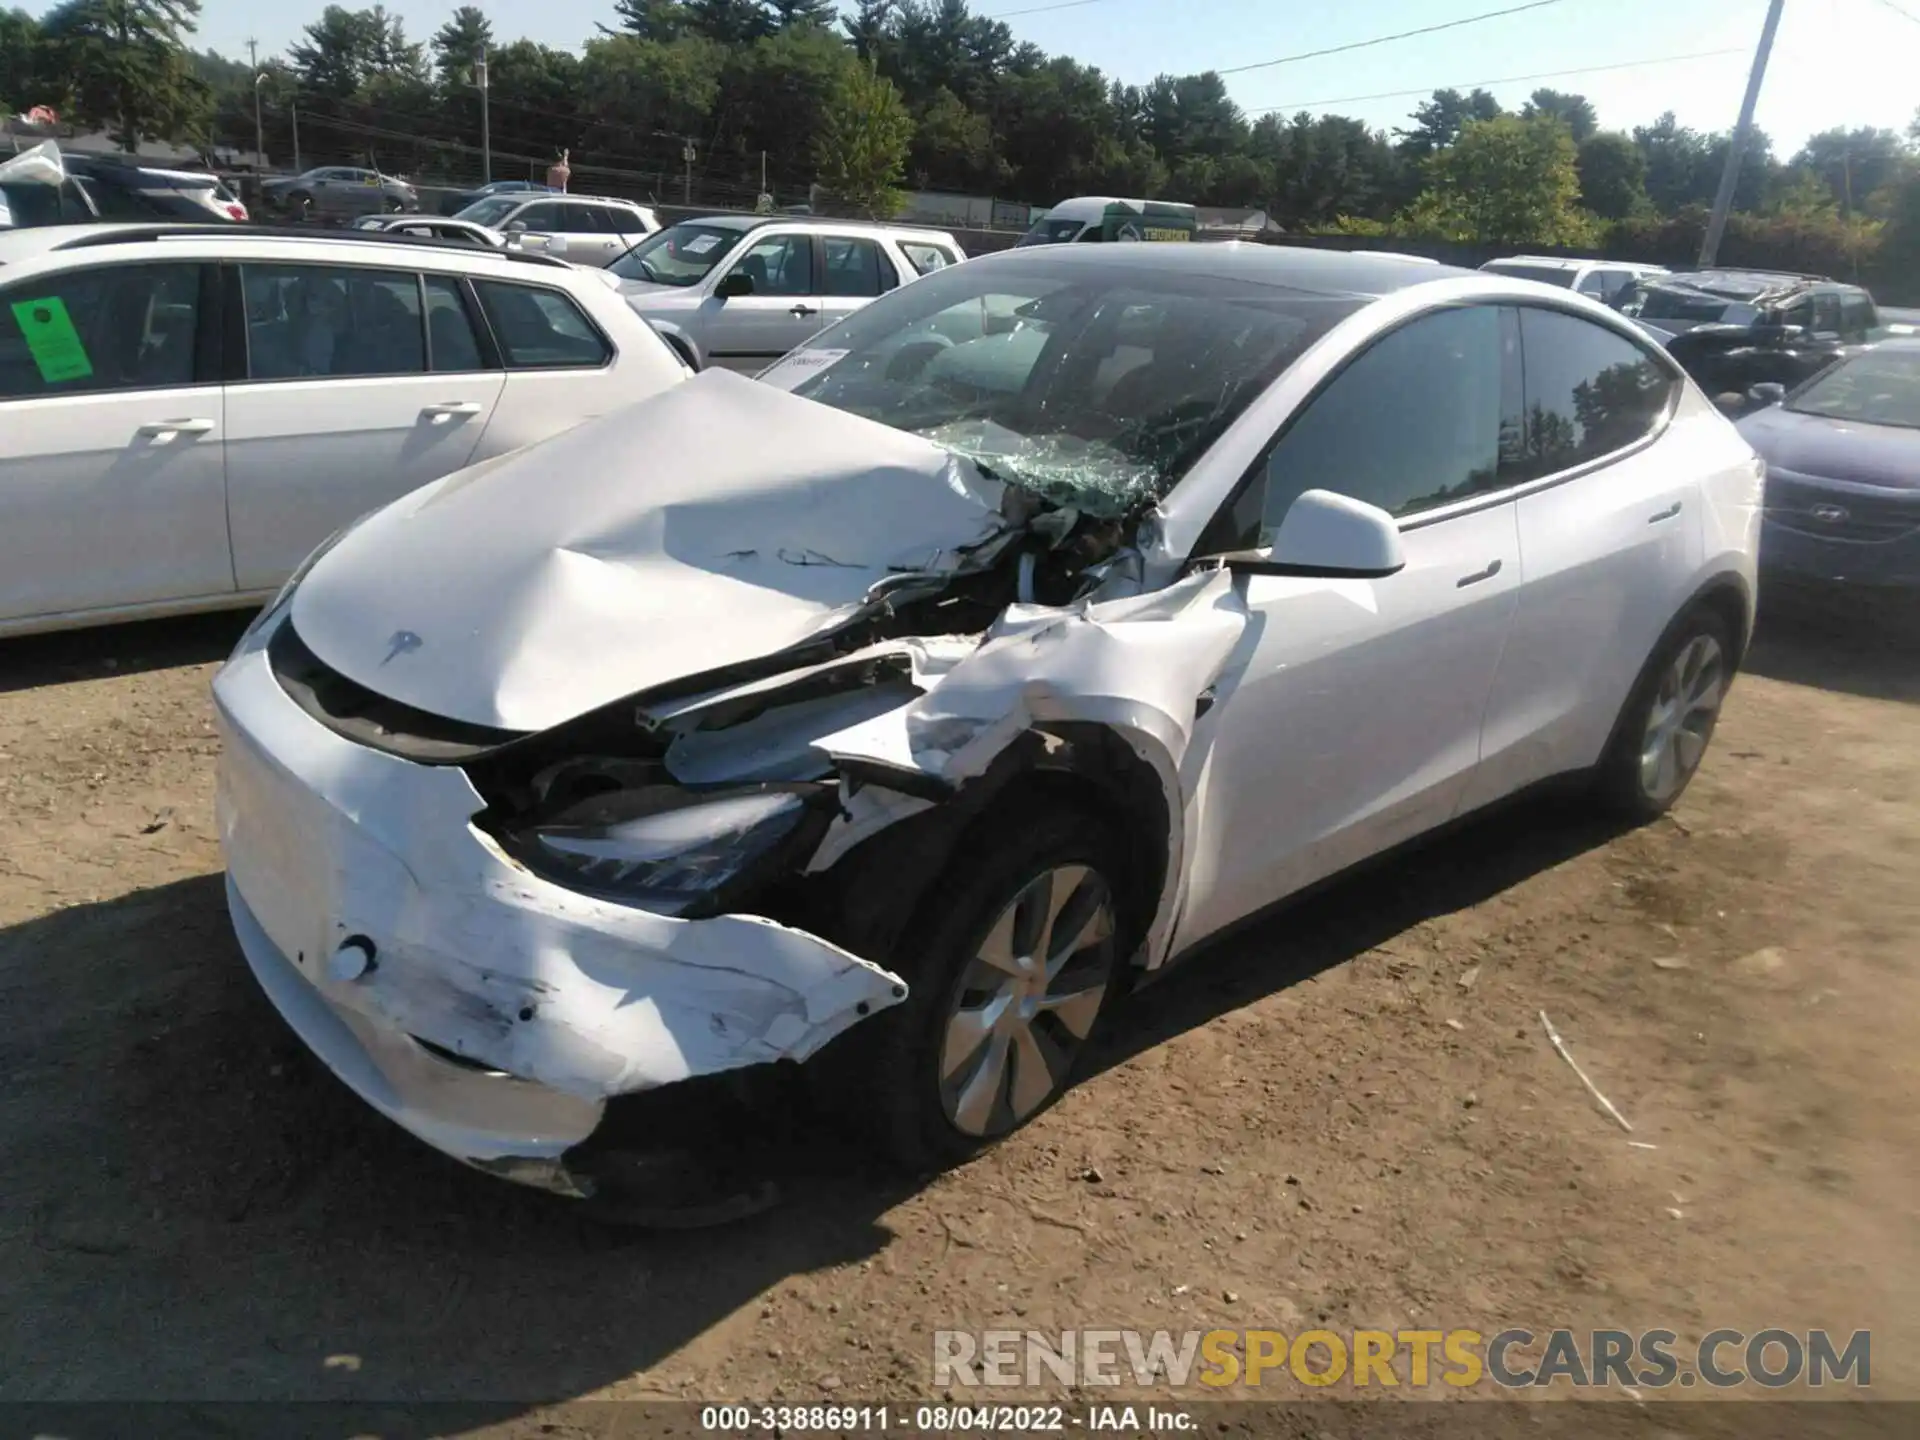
288;190;313;220
1592;605;1736;821
665;335;700;372
843;798;1131;1174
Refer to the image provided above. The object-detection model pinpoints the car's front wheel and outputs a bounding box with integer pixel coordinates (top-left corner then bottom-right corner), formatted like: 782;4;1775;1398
863;800;1128;1172
1594;606;1735;819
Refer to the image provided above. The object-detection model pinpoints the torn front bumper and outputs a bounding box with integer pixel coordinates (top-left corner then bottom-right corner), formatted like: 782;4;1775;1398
211;619;909;1196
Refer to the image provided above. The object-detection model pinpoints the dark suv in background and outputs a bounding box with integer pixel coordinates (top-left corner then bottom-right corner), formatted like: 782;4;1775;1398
0;153;247;227
1618;269;1880;408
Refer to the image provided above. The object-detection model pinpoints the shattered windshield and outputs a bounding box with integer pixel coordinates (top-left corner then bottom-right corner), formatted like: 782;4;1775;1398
772;258;1362;518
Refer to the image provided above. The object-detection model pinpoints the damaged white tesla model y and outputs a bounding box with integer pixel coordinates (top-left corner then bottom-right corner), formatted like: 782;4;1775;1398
213;243;1763;1203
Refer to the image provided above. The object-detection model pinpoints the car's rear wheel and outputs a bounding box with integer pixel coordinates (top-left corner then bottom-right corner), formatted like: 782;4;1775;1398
857;801;1128;1173
1594;606;1735;819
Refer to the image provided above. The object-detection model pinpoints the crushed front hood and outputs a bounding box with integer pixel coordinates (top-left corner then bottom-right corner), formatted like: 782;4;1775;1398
290;369;1009;733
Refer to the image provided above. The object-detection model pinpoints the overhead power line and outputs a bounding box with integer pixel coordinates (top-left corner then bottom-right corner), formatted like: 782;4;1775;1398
1870;0;1920;26
1216;1;1573;78
1250;46;1748;115
986;0;1109;16
982;0;1570;47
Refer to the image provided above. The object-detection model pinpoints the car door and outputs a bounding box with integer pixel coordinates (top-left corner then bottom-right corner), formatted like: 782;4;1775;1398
0;259;232;625
815;233;900;330
546;201;616;264
310;169;356;219
502;200;581;259
349;171;391;219
1839;291;1877;342
1463;304;1700;809
1173;303;1526;946
698;230;825;371
222;262;505;592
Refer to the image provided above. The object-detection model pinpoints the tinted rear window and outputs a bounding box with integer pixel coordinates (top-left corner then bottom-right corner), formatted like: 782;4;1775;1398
1516;307;1677;475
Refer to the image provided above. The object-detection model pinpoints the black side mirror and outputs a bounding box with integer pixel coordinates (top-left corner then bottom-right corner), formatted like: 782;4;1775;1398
716;272;754;298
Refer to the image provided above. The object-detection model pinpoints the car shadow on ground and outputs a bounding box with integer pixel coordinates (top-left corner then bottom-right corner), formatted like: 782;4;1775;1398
1089;794;1628;1077
0;610;254;695
0;791;1629;1424
1744;593;1920;705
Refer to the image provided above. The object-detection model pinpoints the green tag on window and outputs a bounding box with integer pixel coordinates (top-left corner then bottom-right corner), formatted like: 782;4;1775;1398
10;295;94;384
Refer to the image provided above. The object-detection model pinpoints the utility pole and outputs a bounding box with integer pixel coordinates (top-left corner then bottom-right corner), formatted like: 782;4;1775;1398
1699;0;1785;267
291;103;301;174
252;73;266;170
247;40;265;171
683;139;695;206
475;46;491;185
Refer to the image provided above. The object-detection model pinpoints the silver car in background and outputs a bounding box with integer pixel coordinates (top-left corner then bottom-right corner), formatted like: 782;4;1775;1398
263;166;420;221
607;215;965;371
453;194;659;268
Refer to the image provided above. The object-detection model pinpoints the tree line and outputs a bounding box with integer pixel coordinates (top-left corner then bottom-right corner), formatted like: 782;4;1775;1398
5;0;1920;289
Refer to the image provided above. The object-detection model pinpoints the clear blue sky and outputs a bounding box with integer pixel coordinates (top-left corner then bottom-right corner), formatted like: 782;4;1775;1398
193;0;1920;156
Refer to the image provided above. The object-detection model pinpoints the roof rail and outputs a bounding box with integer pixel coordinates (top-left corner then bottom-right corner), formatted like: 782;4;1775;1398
1666;265;1831;283
49;222;574;269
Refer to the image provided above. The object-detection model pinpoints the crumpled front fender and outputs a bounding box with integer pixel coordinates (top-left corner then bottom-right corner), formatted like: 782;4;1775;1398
214;629;908;1111
808;568;1252;967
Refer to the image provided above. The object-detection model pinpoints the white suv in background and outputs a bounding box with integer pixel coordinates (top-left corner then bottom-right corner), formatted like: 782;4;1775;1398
452;193;660;267
0;222;690;637
607;215;966;370
1479;255;1669;305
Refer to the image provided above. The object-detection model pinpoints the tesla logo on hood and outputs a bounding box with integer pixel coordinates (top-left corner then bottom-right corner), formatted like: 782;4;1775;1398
1810;504;1850;524
380;630;423;665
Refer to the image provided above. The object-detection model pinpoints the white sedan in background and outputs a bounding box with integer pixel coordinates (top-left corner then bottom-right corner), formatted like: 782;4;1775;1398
213;243;1761;1208
0;224;690;637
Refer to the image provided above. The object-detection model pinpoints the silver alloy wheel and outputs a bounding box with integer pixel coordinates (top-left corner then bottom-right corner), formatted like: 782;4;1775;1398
937;863;1118;1139
1638;633;1726;803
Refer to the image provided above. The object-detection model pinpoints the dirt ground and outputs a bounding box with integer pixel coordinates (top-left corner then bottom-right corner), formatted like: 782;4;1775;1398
1;600;1916;1425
